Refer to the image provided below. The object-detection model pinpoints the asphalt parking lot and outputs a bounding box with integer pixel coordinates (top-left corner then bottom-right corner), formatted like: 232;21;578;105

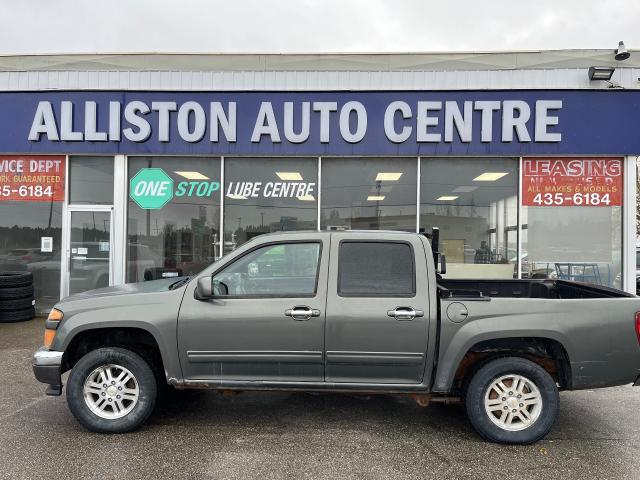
1;317;639;480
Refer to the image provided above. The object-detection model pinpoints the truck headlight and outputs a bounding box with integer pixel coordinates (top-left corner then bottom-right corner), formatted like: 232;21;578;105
43;308;63;349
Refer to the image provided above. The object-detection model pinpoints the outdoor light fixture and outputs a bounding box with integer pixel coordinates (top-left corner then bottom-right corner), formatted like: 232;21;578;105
174;171;210;180
375;172;403;181
226;193;248;200
437;195;459;201
276;172;303;181
588;66;616;81
615;41;631;61
367;195;385;201
473;172;509;181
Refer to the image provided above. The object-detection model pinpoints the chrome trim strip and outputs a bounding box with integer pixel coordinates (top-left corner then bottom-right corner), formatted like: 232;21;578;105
186;350;323;364
181;378;428;393
326;351;425;365
33;348;63;366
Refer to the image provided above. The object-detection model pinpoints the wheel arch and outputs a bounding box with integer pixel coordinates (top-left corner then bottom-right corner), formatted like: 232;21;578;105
60;326;169;386
434;334;572;393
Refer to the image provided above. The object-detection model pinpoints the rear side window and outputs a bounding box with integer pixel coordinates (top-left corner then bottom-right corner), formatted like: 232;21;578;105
338;241;415;296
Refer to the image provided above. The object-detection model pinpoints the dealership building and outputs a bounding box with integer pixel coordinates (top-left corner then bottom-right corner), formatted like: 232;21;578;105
0;50;639;313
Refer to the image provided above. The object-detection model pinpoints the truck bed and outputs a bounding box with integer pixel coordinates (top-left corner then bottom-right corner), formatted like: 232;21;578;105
438;279;634;300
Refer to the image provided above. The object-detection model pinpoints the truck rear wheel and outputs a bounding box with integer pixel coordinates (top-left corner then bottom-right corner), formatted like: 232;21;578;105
66;347;157;433
465;357;559;444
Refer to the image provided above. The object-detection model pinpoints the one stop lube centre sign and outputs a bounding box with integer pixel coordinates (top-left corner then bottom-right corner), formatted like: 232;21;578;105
129;168;220;209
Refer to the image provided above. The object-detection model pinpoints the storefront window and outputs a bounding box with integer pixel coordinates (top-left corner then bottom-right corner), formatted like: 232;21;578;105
521;157;623;287
69;156;114;204
420;157;518;279
223;158;318;254
127;157;221;282
320;157;417;231
0;155;65;313
0;201;63;312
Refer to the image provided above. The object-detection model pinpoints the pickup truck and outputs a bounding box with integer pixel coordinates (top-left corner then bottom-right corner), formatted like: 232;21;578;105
32;230;640;444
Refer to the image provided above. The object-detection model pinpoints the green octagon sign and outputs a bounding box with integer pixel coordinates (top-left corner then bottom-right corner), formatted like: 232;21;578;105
129;168;174;209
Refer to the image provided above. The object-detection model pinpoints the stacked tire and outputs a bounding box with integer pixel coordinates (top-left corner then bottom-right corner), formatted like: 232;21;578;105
0;272;35;323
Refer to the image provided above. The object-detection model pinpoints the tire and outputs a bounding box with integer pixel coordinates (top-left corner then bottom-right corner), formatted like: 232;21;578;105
0;271;33;288
0;297;34;311
465;357;559;444
0;307;35;323
0;284;34;299
66;348;157;433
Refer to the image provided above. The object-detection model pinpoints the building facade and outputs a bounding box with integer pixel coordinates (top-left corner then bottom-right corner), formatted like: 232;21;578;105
0;50;638;313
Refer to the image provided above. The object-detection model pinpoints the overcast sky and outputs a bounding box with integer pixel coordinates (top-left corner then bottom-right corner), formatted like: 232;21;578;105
1;0;639;54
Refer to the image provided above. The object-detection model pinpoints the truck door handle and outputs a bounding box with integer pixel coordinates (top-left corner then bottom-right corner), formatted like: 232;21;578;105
387;307;424;321
285;306;321;321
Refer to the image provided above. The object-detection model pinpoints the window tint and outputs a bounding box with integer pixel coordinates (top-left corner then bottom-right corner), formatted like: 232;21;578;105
420;157;518;280
69;156;114;204
223;157;318;255
214;243;321;296
321;157;417;232
127;156;221;282
338;242;414;296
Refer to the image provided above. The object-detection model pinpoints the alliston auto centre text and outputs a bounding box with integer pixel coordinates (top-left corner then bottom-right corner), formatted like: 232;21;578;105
27;99;562;144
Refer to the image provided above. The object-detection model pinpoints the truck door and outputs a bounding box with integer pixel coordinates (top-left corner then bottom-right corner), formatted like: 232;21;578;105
325;233;431;384
177;236;329;382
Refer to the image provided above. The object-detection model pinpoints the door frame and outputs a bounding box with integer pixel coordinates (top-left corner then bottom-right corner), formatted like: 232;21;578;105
60;204;115;298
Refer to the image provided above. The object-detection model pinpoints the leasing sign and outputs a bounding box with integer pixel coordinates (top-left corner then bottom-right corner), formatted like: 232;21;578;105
522;157;623;207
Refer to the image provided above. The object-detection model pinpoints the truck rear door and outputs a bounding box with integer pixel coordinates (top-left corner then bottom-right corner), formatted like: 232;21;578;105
325;233;431;384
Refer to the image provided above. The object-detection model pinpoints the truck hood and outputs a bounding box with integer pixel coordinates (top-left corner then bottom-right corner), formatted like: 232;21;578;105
59;277;188;303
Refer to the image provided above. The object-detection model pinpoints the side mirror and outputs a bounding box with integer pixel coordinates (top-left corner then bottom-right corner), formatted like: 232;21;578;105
195;276;213;300
438;254;447;275
212;279;229;296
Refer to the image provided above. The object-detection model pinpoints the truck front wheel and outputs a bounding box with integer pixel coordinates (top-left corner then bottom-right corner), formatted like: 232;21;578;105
465;357;559;444
66;347;157;433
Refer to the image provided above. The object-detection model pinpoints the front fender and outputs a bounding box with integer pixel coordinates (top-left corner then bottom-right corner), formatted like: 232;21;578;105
52;287;185;383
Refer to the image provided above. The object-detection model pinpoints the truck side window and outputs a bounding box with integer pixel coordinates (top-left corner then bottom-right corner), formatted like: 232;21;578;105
213;242;321;297
338;241;415;297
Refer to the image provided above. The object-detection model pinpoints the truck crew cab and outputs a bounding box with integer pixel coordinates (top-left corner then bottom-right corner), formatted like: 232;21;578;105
33;230;640;444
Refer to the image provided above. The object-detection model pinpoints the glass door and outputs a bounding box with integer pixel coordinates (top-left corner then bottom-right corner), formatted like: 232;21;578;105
63;207;113;297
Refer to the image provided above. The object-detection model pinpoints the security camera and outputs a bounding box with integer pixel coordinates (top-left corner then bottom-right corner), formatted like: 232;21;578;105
615;41;631;61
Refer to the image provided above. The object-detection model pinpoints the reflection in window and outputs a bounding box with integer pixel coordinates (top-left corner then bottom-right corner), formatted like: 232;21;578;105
214;243;320;296
126;157;221;283
420;158;518;279
68;211;111;296
521;207;622;287
0;201;62;312
338;242;414;296
69;156;114;204
321;158;417;231
223;158;318;254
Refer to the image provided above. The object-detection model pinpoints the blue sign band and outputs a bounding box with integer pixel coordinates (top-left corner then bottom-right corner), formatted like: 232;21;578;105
0;90;636;155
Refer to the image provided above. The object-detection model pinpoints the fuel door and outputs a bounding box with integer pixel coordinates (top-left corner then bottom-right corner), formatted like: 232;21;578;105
446;302;469;323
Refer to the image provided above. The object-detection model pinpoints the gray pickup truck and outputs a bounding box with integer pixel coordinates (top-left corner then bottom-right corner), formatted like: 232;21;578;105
33;230;640;444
